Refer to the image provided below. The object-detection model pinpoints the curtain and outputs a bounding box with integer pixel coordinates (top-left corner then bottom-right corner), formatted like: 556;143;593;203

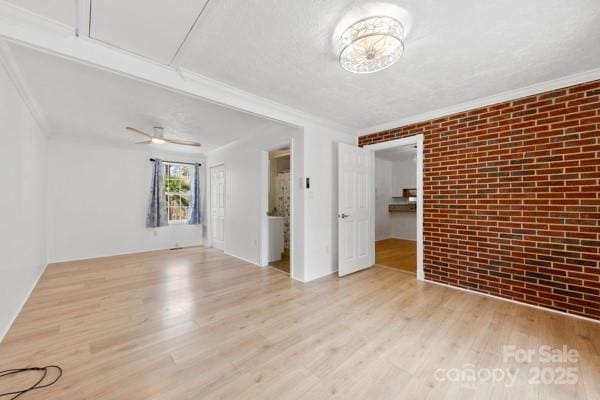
146;159;168;228
187;163;202;225
275;172;290;249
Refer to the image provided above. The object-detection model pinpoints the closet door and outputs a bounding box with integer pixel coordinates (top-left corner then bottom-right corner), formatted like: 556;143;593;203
210;164;226;250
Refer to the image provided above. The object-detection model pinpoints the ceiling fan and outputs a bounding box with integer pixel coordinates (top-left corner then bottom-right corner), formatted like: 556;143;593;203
126;126;201;147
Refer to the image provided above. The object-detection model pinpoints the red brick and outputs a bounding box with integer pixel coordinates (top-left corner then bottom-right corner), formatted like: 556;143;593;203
358;79;600;320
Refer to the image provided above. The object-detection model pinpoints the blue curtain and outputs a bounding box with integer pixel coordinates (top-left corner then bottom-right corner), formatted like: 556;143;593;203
187;163;202;224
146;159;168;228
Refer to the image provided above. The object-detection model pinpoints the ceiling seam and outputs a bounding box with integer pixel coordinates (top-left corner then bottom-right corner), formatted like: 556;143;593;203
168;0;211;66
88;0;92;37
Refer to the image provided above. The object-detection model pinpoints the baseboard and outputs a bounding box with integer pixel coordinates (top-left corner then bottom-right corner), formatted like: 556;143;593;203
376;236;417;242
391;236;417;242
303;269;337;283
424;279;600;325
224;251;263;267
49;243;204;264
0;262;48;343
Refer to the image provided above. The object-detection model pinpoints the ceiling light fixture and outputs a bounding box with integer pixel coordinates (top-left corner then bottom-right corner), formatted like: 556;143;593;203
339;16;404;74
151;137;166;144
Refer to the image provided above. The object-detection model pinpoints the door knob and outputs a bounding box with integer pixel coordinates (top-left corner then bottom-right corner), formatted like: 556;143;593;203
338;213;350;219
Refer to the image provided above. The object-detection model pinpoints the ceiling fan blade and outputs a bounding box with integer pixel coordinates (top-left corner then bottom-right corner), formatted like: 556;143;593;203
135;140;153;144
164;138;202;147
126;127;153;138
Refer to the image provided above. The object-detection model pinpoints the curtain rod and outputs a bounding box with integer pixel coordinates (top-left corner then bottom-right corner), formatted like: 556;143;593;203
149;158;201;167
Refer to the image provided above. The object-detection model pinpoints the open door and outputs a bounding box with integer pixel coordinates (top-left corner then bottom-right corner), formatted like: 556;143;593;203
338;143;375;276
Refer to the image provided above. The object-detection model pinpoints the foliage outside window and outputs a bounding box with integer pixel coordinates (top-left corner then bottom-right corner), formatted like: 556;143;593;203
164;163;192;223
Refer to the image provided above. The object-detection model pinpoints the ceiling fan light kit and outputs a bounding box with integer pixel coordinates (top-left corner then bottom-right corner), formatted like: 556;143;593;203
339;15;404;74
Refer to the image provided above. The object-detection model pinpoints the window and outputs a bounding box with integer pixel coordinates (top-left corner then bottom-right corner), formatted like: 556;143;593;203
164;163;192;223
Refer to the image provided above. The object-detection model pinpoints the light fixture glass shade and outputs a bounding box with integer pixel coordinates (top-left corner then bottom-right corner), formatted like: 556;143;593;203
151;137;166;144
339;16;404;74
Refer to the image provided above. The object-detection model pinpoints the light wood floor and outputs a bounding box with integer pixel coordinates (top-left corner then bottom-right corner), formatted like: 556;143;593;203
375;238;417;273
270;254;290;274
1;247;599;399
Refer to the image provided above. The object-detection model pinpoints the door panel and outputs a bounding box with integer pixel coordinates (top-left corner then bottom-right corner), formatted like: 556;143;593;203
338;143;374;276
210;165;225;249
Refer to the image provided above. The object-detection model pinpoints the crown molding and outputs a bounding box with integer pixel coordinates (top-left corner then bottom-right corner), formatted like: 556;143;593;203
0;0;353;135
0;41;51;135
359;67;600;136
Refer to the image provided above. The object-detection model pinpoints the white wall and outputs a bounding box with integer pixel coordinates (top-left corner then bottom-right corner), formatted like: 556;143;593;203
206;123;355;282
375;158;392;241
0;62;47;339
206;126;304;276
391;156;417;240
302;124;356;281
47;139;205;262
374;153;417;242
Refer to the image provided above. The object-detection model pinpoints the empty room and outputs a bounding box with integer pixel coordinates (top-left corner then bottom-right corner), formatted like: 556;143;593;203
0;1;599;399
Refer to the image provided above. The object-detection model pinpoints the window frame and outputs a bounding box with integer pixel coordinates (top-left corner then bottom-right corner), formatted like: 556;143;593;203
164;162;193;224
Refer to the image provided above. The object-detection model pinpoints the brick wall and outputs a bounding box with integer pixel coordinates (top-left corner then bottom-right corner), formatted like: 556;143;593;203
359;80;600;320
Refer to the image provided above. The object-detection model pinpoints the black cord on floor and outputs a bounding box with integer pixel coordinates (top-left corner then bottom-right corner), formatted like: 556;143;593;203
0;366;62;399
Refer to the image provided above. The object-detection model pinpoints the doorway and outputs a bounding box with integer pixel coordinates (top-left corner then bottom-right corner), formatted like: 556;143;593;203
266;147;291;274
366;134;424;280
337;135;424;280
373;145;418;274
209;163;225;250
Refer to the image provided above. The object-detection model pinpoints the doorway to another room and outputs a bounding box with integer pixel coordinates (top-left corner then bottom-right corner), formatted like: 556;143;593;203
373;145;418;274
337;135;423;279
267;147;291;274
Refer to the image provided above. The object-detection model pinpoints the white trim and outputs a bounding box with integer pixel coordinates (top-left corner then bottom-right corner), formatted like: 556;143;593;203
365;134;424;281
48;244;204;264
378;236;417;242
75;0;91;38
0;41;50;134
359;67;600;135
304;269;336;283
425;279;600;325
0;262;48;342
208;163;226;251
224;251;262;267
260;151;269;267
0;1;352;134
260;140;296;279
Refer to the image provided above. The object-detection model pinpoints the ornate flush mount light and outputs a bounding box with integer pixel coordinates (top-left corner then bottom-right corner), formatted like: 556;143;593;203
339;16;404;74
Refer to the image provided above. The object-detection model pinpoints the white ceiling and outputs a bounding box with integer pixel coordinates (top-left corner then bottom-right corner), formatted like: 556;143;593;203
9;43;291;153
90;0;209;65
5;0;75;27
5;0;600;132
177;0;600;131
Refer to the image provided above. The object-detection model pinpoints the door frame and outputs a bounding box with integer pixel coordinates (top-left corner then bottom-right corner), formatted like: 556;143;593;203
208;162;226;250
259;139;295;278
364;134;425;281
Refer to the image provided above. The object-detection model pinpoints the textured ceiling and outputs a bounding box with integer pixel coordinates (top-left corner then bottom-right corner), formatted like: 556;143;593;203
5;0;600;132
10;44;290;153
177;0;600;130
90;0;210;64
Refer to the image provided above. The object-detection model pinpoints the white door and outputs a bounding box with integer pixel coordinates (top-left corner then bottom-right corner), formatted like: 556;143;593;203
210;165;226;250
338;143;375;276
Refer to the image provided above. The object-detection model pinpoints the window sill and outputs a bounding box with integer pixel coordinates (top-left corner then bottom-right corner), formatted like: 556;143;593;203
168;220;189;225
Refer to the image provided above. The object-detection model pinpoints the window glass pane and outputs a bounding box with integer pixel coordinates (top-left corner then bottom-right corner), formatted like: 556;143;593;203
164;163;193;221
181;194;190;207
